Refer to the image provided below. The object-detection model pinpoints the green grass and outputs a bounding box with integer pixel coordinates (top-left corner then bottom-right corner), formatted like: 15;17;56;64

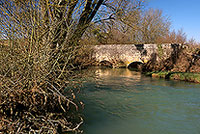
144;71;200;83
170;72;200;83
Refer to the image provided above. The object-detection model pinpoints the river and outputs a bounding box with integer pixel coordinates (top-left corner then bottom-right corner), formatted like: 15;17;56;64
80;68;200;134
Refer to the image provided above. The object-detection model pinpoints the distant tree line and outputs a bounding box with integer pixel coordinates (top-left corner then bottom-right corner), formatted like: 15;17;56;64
84;6;194;44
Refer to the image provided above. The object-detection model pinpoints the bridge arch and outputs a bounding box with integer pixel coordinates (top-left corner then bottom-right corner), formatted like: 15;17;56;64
99;60;113;68
127;61;143;70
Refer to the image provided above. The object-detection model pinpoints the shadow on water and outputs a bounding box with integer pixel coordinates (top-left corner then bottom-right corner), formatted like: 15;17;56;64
79;68;200;134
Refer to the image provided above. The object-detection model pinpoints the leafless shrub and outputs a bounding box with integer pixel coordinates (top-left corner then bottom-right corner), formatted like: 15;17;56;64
0;0;146;133
156;29;187;44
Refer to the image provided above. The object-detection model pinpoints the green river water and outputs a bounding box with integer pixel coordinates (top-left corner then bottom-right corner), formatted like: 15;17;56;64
80;68;200;134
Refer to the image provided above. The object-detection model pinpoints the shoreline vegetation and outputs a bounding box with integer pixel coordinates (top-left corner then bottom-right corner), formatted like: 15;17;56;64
0;43;86;133
144;71;200;83
140;43;200;84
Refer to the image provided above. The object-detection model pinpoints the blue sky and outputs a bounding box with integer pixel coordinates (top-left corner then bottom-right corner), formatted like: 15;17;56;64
146;0;200;42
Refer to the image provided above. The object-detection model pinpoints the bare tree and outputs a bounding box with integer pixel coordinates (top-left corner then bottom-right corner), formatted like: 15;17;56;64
137;9;170;43
157;28;187;44
0;0;146;133
0;0;144;46
83;0;144;44
85;7;171;44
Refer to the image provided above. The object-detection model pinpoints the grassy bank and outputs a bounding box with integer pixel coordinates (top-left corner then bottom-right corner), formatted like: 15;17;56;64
144;71;200;83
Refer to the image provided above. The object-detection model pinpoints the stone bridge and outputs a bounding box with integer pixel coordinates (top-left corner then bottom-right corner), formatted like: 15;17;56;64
92;44;180;68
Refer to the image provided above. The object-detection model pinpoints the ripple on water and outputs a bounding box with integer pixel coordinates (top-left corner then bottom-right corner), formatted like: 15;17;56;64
80;68;200;134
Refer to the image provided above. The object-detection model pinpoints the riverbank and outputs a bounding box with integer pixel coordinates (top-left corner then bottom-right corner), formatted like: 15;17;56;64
144;71;200;83
0;42;86;133
141;44;200;83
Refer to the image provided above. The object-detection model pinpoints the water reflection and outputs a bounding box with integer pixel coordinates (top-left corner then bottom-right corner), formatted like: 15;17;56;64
93;68;142;91
80;68;200;134
95;68;141;78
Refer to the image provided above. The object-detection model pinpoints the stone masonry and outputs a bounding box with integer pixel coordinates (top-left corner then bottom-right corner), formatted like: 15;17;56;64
92;44;180;67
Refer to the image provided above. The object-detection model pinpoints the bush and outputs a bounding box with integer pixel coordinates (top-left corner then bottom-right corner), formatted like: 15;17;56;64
0;41;85;133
